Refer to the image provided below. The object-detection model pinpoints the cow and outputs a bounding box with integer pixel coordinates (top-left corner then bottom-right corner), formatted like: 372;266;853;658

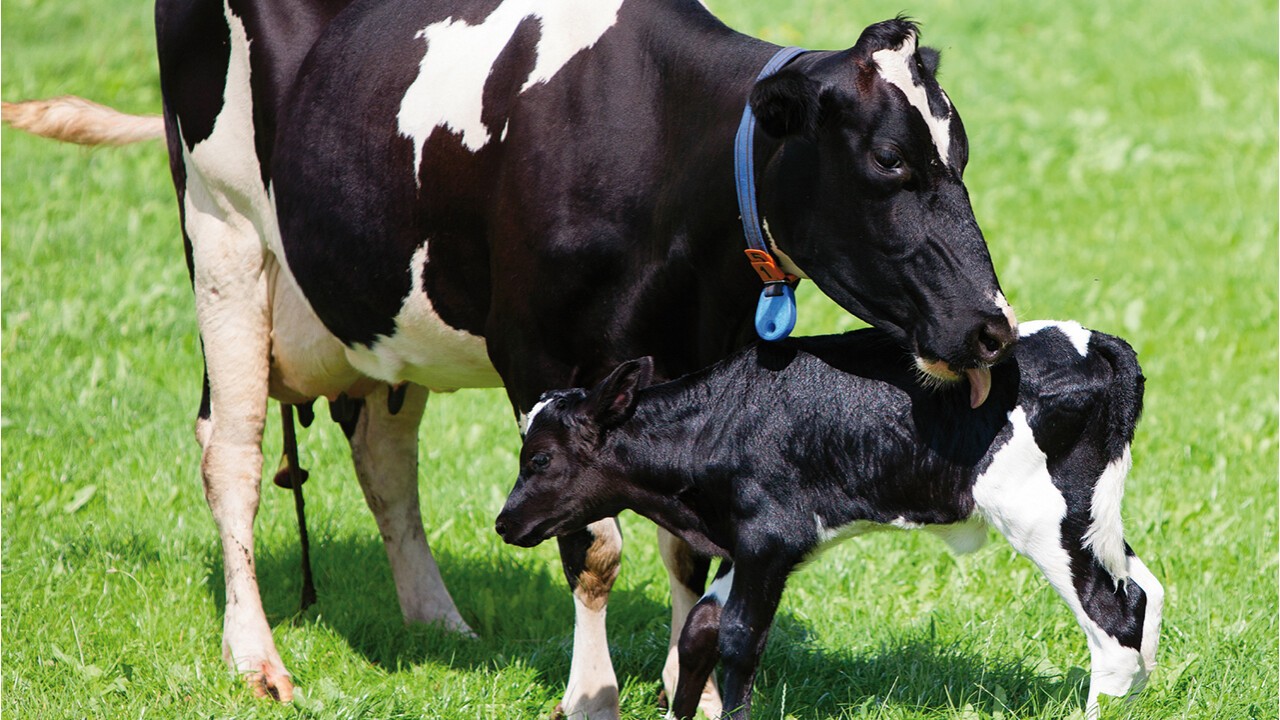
3;1;1018;716
496;321;1164;720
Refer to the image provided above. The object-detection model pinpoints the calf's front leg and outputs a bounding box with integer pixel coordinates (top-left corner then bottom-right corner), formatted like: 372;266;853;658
716;562;788;720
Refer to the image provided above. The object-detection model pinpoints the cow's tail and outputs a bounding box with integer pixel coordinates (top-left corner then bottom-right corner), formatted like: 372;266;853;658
1081;331;1146;583
2;96;163;146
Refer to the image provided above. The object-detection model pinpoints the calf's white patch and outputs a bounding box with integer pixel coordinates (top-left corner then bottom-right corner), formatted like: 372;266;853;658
1019;319;1092;356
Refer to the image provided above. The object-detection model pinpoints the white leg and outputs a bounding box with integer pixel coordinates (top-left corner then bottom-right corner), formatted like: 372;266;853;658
558;518;623;720
188;214;289;699
972;411;1160;715
659;529;722;718
350;383;471;632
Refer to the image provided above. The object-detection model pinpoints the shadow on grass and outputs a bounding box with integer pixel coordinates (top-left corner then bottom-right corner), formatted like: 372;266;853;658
206;530;669;689
204;537;1085;716
751;617;1090;717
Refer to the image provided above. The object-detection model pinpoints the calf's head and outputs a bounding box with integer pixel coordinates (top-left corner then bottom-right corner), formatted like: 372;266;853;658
495;358;654;547
755;18;1015;405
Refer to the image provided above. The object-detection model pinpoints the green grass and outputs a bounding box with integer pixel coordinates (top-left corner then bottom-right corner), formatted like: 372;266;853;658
3;0;1276;718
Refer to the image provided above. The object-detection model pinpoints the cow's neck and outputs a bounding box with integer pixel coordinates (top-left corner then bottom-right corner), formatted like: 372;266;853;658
641;16;793;367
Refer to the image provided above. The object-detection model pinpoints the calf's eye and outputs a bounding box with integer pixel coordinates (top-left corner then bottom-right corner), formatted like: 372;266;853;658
529;452;551;471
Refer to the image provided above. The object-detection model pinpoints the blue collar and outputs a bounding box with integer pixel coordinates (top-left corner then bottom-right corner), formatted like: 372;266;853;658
734;45;807;341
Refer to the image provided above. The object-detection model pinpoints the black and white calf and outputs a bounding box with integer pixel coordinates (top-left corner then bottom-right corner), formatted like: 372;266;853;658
497;321;1164;719
6;1;1018;713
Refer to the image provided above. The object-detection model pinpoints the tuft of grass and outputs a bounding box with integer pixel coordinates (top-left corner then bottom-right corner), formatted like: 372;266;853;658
3;0;1276;718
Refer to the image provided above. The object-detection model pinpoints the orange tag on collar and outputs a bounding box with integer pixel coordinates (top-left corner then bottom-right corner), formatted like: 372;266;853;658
745;249;788;283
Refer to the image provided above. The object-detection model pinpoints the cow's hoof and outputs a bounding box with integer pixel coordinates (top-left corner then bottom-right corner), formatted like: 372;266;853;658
549;702;565;720
247;661;294;702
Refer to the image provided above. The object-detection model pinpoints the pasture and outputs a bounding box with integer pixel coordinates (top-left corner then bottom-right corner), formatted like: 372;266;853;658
2;0;1275;717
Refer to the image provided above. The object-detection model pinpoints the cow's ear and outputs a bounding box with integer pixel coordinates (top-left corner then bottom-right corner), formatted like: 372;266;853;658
750;70;822;139
588;357;655;429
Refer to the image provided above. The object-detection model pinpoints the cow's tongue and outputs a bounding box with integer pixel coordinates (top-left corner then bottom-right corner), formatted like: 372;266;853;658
967;367;991;408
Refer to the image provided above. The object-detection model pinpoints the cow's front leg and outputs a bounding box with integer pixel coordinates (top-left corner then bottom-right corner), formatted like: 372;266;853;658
717;562;787;720
659;529;722;717
349;383;471;632
556;518;623;719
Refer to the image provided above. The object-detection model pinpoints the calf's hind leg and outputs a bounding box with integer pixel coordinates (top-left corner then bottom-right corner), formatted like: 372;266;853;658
348;383;471;632
972;445;1162;718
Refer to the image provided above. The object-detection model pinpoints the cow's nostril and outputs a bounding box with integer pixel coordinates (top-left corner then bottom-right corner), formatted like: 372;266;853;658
974;319;1015;364
494;517;508;538
979;328;1003;355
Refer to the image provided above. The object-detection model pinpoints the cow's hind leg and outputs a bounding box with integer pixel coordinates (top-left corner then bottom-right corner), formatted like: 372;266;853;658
348;384;471;632
659;529;723;718
556;519;623;719
189;230;289;699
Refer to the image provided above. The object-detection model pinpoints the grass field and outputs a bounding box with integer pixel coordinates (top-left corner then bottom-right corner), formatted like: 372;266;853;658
2;0;1276;718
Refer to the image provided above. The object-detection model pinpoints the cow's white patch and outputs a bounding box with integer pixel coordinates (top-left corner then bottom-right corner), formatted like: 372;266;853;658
702;567;734;605
871;32;953;167
399;0;624;173
1082;445;1131;583
346;244;502;390
993;291;1018;331
1019;319;1092;356
266;256;363;401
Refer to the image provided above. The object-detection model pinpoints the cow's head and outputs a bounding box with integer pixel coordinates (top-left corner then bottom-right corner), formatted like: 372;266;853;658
753;18;1015;406
495;359;653;548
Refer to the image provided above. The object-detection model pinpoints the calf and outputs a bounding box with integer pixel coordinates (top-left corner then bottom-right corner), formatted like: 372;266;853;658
496;321;1163;719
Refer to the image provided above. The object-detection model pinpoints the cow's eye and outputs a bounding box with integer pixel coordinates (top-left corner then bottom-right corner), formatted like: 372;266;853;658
872;147;904;171
529;452;551;472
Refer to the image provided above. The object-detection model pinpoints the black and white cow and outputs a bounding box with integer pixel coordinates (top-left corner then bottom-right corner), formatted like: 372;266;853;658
6;1;1018;715
497;321;1163;719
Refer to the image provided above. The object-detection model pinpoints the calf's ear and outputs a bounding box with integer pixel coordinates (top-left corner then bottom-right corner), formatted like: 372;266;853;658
589;357;655;429
750;70;823;139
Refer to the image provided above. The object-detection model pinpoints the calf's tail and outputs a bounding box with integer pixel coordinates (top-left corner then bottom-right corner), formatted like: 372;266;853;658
2;96;163;146
1081;331;1146;582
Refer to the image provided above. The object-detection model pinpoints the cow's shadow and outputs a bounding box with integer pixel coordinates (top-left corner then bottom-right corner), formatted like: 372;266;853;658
212;540;1086;716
